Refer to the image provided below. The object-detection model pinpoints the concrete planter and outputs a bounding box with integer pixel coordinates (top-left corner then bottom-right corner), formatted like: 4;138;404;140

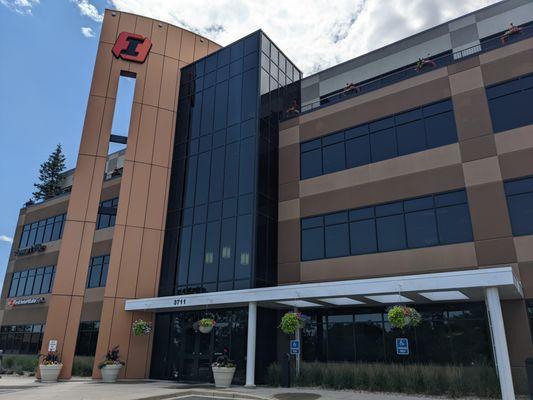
39;364;62;383
100;364;122;383
212;366;236;388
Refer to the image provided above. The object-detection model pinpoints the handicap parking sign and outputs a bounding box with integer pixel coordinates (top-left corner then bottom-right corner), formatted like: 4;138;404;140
290;339;300;355
396;338;409;355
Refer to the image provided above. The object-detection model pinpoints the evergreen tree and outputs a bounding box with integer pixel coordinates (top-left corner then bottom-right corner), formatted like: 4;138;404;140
33;144;66;201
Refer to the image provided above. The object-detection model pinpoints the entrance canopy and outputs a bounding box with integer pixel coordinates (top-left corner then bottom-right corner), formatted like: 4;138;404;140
125;266;523;312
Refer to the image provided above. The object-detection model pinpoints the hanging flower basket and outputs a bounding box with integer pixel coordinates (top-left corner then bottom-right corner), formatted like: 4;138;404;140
387;305;421;329
279;312;305;334
198;318;216;333
132;319;152;336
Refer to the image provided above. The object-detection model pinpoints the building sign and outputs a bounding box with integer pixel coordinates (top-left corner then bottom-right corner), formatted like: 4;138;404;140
7;297;46;307
112;31;152;63
290;339;300;355
396;338;409;355
15;244;46;257
48;340;58;352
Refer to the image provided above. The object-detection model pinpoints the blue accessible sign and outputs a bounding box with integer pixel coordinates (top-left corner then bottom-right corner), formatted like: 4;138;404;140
290;339;300;355
396;338;409;355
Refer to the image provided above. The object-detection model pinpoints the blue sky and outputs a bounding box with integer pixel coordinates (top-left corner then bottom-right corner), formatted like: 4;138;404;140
0;0;107;284
0;0;496;286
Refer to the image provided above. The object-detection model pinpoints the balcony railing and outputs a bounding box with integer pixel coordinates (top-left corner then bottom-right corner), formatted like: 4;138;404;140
282;23;533;120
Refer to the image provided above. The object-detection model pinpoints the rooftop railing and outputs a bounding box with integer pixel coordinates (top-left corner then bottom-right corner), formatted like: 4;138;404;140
282;23;533;120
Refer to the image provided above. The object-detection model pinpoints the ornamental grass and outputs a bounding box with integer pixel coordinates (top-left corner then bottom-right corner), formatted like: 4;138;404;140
266;362;501;398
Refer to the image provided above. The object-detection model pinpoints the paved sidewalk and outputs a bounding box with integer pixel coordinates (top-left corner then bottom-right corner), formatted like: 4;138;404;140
0;375;511;400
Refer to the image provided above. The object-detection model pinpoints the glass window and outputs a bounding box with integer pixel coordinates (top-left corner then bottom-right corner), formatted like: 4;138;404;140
16;271;28;297
487;73;533;133
436;204;473;244
19;214;66;248
505;176;533;236
219;218;236;281
325;223;349;258
177;227;192;286
349;219;377;255
323;142;346;174
301;227;324;261
188;224;206;285
9;272;20;297
203;221;220;283
424;111;457;148
301;189;472;261
235;214;252;279
301;149;322;179
396;120;426;156
377;214;406;251
405;209;439;248
346;135;370;168
223;143;239;198
300;99;458;179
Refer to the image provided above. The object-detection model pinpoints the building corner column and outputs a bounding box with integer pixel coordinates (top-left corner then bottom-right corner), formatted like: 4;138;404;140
245;301;257;388
485;287;516;400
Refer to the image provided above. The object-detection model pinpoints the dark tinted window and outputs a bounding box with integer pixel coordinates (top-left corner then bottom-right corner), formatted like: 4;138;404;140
8;265;55;297
300;99;457;179
504;176;533;236
301;189;472;261
19;214;66;248
97;198;119;229
87;255;109;288
487;72;533;133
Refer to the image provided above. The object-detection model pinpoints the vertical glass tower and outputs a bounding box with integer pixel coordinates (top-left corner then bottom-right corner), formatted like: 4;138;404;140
159;31;301;296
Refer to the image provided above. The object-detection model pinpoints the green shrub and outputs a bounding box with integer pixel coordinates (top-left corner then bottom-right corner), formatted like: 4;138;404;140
266;362;281;386
2;355;38;372
273;362;500;398
72;356;94;377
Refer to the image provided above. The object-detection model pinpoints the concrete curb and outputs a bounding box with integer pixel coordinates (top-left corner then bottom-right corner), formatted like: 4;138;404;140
140;389;271;400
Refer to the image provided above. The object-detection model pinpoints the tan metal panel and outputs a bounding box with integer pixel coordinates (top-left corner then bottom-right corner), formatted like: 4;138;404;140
152;108;173;168
89;43;113;98
134;105;158;164
78;95;105;156
150;20;168;56
193;35;208;61
159;57;179;111
165;25;183;60
142;53;164;107
96;98;115;157
100;10;120;44
144;165;168;229
103;224;125;298
179;30;195;63
116;227;143;298
134;16;152;38
115;160;134;226
117;12;136;35
136;229;161;298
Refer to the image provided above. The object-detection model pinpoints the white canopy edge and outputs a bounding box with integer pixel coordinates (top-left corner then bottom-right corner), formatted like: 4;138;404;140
125;266;523;312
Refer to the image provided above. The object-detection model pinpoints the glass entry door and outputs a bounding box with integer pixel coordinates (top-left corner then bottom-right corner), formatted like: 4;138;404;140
179;323;214;382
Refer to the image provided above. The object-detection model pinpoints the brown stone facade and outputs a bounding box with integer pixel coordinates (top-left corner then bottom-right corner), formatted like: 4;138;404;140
32;10;220;379
278;38;533;380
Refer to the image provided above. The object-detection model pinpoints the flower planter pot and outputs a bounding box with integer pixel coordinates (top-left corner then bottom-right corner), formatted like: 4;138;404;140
212;366;235;388
39;364;62;383
100;364;122;383
199;325;213;334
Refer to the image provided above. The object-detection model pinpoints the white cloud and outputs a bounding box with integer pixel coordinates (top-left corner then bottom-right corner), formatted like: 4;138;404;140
81;26;95;37
71;0;103;22
109;0;499;75
0;235;13;244
0;0;39;15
